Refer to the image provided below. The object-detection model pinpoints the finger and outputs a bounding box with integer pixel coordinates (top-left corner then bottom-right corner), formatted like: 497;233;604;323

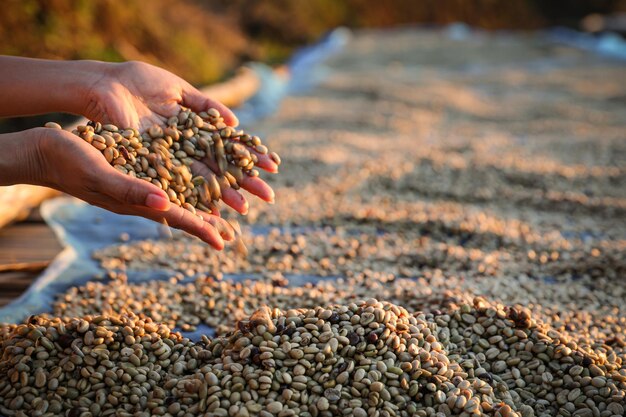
191;159;217;178
196;156;218;173
208;204;221;217
191;161;249;215
252;151;279;173
222;137;278;173
197;211;235;241
182;86;239;127
90;179;226;248
96;171;171;211
196;156;273;208
159;205;225;249
101;199;227;249
221;187;249;214
239;175;275;203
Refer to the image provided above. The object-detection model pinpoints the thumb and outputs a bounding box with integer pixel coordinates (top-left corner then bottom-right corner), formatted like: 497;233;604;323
182;86;239;127
105;172;171;211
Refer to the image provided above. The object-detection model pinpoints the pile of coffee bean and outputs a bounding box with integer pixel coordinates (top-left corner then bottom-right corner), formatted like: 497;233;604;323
45;107;280;215
2;298;625;416
0;313;192;417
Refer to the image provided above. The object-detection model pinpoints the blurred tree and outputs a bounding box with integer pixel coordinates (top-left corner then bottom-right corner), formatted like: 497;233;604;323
0;0;247;85
1;0;624;85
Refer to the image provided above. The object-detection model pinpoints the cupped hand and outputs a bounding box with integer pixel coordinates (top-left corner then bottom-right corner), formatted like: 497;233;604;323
36;127;235;249
82;61;277;221
85;61;238;131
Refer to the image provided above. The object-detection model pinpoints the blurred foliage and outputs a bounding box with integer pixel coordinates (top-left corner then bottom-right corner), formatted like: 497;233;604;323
209;0;626;62
0;0;247;85
1;0;625;86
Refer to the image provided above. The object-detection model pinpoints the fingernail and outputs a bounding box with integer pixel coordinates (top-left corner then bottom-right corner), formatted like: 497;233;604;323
268;190;275;204
242;201;249;215
145;193;170;211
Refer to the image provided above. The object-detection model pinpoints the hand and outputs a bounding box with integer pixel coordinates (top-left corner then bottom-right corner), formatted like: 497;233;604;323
85;61;277;215
32;127;235;249
84;61;238;131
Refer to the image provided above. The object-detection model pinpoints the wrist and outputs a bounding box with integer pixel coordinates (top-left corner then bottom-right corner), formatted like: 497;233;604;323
0;128;48;186
0;56;115;118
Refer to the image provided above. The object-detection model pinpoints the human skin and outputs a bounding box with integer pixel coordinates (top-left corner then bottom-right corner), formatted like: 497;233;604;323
0;56;277;249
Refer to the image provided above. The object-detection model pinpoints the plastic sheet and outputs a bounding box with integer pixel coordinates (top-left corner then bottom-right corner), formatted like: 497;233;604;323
548;27;626;61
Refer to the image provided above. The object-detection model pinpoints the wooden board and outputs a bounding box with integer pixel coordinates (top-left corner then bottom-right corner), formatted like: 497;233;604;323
0;220;62;307
0;222;61;264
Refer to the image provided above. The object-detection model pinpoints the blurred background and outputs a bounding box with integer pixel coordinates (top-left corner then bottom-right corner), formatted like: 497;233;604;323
0;0;626;85
2;0;625;133
1;0;625;132
2;0;625;86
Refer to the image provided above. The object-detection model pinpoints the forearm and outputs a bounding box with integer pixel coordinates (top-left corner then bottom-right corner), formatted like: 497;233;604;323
0;128;46;186
0;56;110;118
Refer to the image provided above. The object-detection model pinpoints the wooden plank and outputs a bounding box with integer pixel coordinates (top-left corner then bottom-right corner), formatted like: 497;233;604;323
0;271;40;285
0;261;49;273
0;297;19;308
0;222;62;307
0;223;62;265
0;271;35;303
0;271;41;306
